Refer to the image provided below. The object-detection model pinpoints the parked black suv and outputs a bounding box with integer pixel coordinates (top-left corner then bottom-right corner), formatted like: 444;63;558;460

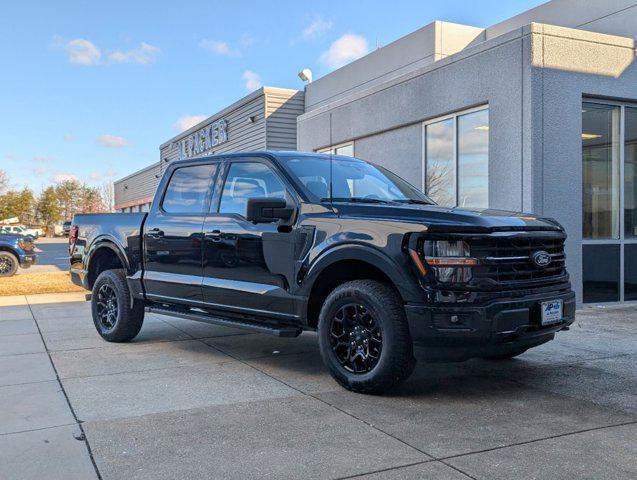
70;152;575;393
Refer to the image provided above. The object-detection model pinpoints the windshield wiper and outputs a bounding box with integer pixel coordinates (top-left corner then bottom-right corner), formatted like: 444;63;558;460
394;199;434;205
320;197;391;204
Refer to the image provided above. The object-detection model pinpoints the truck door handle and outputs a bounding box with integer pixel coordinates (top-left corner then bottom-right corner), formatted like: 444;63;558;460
146;228;164;239
205;230;222;241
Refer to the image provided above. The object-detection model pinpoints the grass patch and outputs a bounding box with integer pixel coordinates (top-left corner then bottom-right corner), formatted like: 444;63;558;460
0;271;85;296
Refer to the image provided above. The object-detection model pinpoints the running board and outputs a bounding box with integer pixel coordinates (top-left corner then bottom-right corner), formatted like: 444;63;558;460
145;306;302;338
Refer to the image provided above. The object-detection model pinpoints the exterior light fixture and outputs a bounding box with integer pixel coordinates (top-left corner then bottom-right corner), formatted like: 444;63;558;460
581;133;602;140
298;68;313;83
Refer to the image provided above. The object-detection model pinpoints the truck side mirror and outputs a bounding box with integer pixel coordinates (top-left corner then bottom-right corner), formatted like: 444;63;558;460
246;197;294;224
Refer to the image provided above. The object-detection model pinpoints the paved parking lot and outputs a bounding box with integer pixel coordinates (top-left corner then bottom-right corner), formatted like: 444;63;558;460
19;237;69;274
1;293;635;479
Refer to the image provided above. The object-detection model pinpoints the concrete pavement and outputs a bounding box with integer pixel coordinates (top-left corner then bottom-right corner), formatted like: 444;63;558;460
19;237;69;274
0;292;635;479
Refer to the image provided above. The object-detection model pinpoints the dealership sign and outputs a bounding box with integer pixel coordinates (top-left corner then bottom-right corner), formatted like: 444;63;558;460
174;119;228;159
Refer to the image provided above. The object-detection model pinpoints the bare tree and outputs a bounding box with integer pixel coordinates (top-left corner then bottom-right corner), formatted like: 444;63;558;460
100;181;114;212
425;160;454;206
0;169;8;194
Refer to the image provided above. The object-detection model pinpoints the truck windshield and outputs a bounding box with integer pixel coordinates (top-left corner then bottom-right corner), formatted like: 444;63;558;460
279;155;435;205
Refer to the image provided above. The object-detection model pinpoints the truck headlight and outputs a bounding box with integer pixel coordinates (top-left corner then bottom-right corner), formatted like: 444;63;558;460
423;240;477;283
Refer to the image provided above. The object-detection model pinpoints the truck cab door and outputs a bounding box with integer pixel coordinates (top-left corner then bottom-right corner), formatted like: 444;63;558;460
201;159;299;320
143;162;219;306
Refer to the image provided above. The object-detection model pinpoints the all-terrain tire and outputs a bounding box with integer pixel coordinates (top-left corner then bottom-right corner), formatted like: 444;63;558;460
318;280;416;394
0;251;19;277
91;269;144;342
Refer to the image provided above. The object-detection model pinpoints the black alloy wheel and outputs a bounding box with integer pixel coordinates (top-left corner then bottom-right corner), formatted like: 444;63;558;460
330;303;382;373
95;283;119;331
0;252;18;277
318;279;416;394
91;269;145;342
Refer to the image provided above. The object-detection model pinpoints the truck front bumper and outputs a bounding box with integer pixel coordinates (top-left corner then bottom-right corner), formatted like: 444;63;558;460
19;253;37;269
405;289;576;362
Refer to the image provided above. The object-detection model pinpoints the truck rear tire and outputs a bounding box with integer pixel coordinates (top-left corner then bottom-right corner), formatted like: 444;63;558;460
318;280;416;394
91;269;144;342
0;252;19;277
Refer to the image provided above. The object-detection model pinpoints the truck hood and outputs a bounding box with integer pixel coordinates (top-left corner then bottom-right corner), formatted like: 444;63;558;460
0;233;23;243
331;203;563;232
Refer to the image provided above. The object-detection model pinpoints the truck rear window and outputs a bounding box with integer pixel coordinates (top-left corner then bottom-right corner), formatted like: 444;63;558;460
162;164;217;213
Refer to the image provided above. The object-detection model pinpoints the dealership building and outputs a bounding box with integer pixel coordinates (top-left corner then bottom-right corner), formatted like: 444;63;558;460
114;87;304;212
115;0;637;304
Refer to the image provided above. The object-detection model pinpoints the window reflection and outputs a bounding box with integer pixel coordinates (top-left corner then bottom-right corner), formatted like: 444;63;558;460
425;119;455;206
582;103;620;239
162;164;216;213
458;109;489;208
624;108;637;237
425;108;489;208
583;244;620;303
219;162;286;217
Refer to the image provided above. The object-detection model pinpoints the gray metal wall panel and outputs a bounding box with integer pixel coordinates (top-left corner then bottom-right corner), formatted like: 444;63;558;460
265;90;304;150
159;94;267;162
115;87;303;209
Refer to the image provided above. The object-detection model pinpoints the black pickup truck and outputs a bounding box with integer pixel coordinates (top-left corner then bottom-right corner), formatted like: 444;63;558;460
70;151;575;393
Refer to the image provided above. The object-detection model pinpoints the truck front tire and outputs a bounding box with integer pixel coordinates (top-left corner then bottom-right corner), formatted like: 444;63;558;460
318;280;416;394
91;269;144;342
0;252;19;277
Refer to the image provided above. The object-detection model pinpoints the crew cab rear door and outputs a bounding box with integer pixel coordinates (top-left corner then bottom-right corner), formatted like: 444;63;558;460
142;161;219;306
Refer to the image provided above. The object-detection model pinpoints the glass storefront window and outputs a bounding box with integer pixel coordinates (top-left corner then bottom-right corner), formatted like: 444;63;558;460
425;119;455;206
318;143;354;157
458;109;489;208
583;244;620;303
582;101;637;303
424;107;489;208
624;244;637;301
582;103;620;239
624;107;637;237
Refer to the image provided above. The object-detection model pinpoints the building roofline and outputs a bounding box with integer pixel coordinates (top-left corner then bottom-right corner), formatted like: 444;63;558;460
113;162;160;185
159;86;302;149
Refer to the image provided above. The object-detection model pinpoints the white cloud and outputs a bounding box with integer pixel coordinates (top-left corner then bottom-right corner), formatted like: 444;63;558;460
53;173;78;183
63;38;101;66
96;135;131;148
242;70;262;92
199;39;240;57
32;167;54;177
319;33;369;69
303;16;332;40
3;154;23;161
108;42;161;65
174;115;208;132
63;134;75;142
33;156;54;163
239;34;255;48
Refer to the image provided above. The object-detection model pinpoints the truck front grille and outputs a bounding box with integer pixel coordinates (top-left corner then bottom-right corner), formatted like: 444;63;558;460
469;236;567;289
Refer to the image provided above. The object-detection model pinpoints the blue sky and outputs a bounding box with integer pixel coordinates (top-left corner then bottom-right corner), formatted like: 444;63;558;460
0;0;545;192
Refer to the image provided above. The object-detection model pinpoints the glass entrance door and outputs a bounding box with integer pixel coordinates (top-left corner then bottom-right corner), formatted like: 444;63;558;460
582;100;637;303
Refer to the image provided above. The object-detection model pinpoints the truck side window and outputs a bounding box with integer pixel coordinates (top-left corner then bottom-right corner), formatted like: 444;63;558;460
218;162;286;217
162;164;217;213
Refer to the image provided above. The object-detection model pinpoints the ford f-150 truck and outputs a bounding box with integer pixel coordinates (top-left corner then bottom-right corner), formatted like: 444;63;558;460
70;151;575;393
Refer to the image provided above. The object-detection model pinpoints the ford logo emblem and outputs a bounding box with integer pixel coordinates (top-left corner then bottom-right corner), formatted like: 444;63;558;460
531;250;552;268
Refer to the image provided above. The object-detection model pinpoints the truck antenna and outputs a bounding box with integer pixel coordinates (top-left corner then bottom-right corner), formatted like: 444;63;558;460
329;111;333;205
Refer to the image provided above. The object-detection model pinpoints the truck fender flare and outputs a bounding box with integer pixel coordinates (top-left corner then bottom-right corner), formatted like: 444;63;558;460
0;245;21;260
85;236;131;274
301;243;418;302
